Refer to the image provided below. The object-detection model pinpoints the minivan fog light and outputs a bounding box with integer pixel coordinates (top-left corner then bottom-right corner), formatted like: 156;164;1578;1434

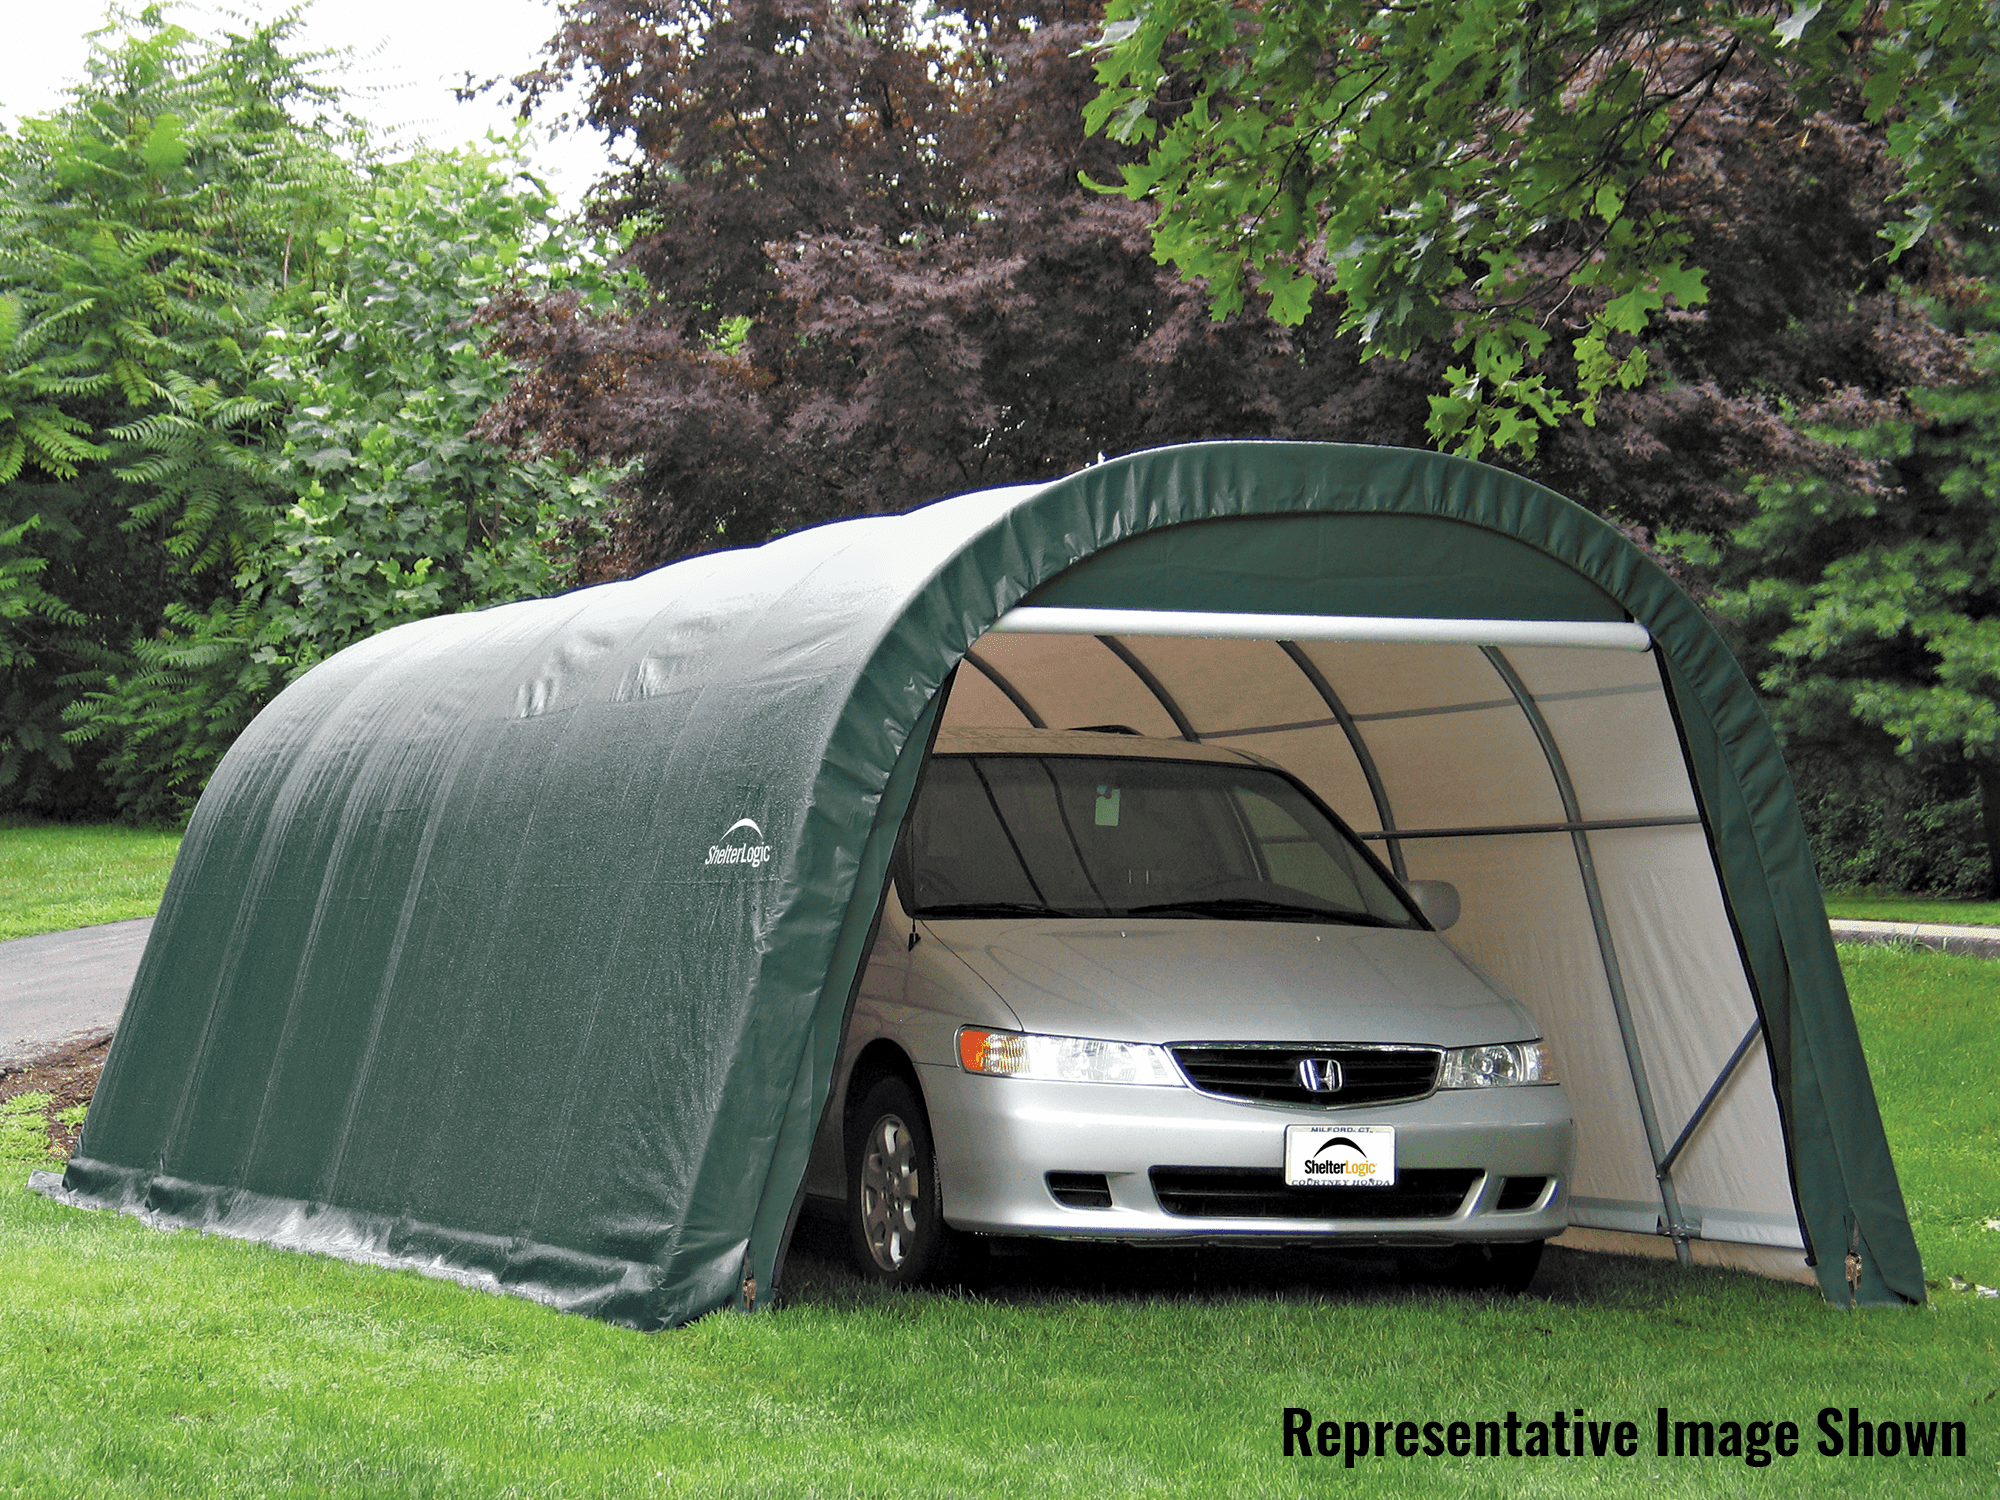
957;1028;1185;1086
1438;1040;1556;1088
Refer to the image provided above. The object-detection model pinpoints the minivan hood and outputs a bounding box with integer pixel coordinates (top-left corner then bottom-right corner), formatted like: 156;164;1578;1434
921;918;1537;1048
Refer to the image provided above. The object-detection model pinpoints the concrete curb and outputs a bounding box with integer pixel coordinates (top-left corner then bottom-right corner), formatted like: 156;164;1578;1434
1828;919;2000;958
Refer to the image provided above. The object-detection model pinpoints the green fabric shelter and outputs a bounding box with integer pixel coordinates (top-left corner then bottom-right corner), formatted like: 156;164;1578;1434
43;442;1921;1323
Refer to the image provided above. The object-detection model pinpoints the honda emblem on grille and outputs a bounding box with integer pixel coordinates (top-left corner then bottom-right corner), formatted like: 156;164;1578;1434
1296;1056;1343;1093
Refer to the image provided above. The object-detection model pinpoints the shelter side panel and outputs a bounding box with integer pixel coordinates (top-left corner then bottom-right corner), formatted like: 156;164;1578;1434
1589;825;1802;1249
1401;833;1664;1222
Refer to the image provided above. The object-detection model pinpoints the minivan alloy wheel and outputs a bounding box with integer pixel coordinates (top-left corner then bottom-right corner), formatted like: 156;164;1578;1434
845;1074;968;1285
860;1112;921;1271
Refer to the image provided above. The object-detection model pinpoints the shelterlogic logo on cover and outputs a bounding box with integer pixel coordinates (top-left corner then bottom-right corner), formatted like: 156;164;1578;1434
704;818;773;869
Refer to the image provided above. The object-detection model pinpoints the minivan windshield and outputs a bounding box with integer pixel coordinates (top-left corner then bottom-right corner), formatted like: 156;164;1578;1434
899;754;1421;927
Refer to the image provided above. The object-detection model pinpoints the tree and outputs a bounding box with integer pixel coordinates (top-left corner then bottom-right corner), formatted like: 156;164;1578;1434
485;0;1350;573
0;7;350;813
1074;0;2000;893
2;9;616;820
1521;63;1965;536
485;0;1959;577
61;148;620;820
1690;251;2000;894
1083;0;1999;457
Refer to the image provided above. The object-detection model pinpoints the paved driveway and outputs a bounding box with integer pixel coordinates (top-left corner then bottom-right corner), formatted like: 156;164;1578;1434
0;918;151;1068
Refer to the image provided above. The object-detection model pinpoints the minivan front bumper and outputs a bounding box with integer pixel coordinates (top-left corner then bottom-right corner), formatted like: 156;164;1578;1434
920;1062;1574;1244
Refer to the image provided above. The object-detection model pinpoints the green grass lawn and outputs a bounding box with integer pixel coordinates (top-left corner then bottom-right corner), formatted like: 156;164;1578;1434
1823;893;2000;927
1;946;1995;1497
0;817;183;942
1844;945;2000;1296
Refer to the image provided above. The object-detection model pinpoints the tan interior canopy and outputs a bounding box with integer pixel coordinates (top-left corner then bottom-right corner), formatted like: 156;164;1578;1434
949;615;1795;1272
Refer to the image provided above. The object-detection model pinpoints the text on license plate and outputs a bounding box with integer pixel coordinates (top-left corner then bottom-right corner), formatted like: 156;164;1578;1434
1284;1123;1396;1187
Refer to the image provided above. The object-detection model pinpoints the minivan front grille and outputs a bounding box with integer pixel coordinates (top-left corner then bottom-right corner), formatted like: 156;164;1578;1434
1150;1167;1480;1220
1170;1044;1442;1107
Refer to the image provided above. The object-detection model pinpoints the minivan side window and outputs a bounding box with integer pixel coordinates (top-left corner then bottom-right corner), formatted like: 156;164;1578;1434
897;758;1045;911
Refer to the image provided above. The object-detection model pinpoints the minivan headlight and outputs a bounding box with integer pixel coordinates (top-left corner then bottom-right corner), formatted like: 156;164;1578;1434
1438;1040;1556;1088
957;1027;1185;1087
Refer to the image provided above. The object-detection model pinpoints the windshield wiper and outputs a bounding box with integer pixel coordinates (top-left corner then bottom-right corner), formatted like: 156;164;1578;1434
914;901;1076;919
1119;897;1408;927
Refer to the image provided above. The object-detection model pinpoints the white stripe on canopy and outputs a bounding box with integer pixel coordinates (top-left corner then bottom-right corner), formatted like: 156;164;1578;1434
990;608;1652;650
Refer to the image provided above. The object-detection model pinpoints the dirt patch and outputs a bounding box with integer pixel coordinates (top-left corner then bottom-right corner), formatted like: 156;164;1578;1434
0;1030;112;1160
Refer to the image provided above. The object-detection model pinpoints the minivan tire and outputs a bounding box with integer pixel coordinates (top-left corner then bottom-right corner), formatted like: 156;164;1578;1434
846;1075;966;1287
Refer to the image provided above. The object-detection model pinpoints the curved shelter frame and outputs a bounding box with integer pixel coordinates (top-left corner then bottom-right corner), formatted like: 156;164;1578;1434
46;443;1920;1324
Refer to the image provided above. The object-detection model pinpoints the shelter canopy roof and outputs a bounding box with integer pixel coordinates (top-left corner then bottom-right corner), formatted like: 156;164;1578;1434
44;443;1920;1323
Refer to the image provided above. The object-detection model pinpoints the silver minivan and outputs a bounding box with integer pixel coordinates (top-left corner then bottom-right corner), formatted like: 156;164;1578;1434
805;728;1574;1291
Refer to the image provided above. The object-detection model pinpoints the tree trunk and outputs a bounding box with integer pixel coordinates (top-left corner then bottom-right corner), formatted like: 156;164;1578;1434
1978;759;2000;900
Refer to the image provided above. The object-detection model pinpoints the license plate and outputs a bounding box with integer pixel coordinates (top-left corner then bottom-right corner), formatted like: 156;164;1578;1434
1284;1124;1396;1187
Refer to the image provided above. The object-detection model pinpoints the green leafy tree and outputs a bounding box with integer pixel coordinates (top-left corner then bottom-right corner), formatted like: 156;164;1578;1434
0;6;351;812
264;151;616;659
0;514;88;786
64;148;619;819
4;10;615;819
1692;258;2000;894
3;8;356;564
1084;0;1999;457
0;290;103;486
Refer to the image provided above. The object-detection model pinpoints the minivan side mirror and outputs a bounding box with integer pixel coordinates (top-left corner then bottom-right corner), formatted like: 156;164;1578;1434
1405;879;1461;931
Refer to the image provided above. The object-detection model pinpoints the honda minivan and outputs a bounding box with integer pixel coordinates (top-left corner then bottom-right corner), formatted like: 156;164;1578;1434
803;727;1573;1292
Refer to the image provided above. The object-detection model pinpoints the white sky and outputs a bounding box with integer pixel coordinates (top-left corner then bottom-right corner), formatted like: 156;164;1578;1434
0;0;615;210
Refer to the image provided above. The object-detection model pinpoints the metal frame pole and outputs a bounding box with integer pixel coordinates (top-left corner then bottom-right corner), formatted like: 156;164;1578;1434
1482;646;1695;1262
1659;1020;1765;1177
1278;641;1407;879
961;650;1048;728
1095;636;1200;742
